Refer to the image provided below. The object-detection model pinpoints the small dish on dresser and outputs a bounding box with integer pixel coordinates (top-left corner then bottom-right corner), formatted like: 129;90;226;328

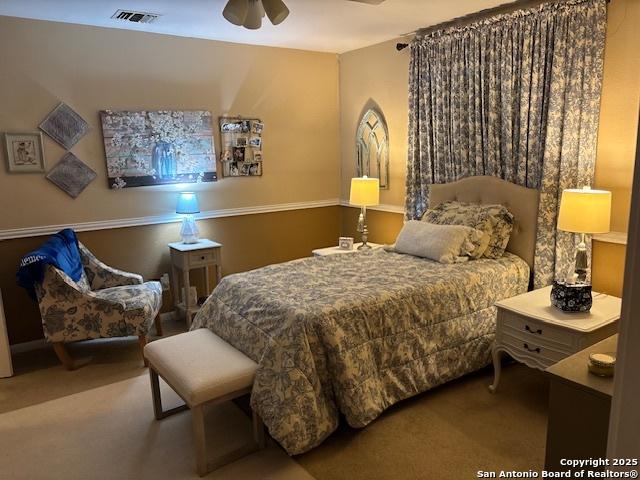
588;352;616;377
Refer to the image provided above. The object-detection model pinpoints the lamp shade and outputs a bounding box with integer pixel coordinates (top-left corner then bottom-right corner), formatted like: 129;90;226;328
176;192;200;215
349;176;379;206
557;187;611;234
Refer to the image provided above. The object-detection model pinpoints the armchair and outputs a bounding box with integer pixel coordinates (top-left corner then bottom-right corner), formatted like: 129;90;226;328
35;243;163;370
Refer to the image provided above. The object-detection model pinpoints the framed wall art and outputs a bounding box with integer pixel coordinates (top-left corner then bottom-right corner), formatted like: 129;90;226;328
100;110;217;189
219;117;263;177
39;103;90;150
46;152;97;198
3;132;46;173
356;108;389;189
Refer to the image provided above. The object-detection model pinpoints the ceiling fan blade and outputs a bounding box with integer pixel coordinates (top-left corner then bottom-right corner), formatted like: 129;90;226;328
347;0;387;4
263;0;290;25
223;0;249;26
243;0;265;29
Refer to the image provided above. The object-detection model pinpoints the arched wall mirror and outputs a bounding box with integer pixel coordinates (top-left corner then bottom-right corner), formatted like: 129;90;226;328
356;108;389;189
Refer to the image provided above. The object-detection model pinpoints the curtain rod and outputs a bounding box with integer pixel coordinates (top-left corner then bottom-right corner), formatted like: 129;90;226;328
396;0;610;51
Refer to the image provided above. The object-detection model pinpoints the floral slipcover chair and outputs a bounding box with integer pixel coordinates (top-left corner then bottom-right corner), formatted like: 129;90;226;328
35;243;162;369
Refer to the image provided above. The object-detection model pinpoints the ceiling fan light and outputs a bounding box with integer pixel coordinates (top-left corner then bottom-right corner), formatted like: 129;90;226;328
223;0;249;26
262;0;290;25
243;0;264;29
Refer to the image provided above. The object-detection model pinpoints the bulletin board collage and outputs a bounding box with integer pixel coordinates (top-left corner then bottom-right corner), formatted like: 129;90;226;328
219;117;263;177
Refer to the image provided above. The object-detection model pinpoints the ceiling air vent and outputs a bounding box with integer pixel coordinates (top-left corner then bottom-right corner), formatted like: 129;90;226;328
111;9;161;24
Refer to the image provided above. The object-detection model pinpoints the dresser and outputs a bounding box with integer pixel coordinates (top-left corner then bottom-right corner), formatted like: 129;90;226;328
544;335;617;472
489;286;620;392
168;239;222;327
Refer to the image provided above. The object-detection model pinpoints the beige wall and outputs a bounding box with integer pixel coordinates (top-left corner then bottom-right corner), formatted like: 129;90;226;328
594;0;640;233
339;0;640;297
339;39;409;207
591;0;640;296
0;16;340;230
0;17;342;343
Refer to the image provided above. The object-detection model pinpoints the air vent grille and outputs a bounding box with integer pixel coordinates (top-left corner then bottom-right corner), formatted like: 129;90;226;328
111;9;161;24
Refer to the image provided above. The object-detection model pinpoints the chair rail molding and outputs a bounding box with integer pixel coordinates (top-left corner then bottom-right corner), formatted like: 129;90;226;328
593;231;628;245
339;199;405;214
0;199;341;241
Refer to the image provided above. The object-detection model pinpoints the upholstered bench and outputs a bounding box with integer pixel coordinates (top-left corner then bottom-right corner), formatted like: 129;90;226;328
144;328;265;477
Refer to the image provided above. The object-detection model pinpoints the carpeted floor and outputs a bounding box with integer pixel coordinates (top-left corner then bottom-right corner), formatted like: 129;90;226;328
297;364;549;480
1;315;549;479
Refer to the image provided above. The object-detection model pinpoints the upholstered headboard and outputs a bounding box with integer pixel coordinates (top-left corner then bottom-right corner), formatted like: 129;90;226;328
429;176;540;271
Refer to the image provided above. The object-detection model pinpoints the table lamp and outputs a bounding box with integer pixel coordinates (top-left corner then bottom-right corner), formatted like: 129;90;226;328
349;176;379;250
557;186;611;283
176;192;200;244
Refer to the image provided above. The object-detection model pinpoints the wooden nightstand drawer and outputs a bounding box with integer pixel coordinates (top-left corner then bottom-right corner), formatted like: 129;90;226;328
500;331;569;368
500;311;575;349
189;251;215;266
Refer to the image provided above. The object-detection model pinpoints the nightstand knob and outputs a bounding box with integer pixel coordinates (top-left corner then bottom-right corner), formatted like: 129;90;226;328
525;325;542;335
523;343;541;354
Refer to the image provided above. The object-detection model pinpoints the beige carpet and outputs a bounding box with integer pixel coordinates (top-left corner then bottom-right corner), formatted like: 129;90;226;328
297;365;549;480
0;374;313;480
0;316;313;480
1;315;549;479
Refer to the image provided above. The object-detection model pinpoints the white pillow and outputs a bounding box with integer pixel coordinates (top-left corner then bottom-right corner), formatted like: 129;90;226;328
394;220;484;264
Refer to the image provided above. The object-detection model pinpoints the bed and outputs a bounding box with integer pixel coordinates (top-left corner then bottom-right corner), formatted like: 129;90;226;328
191;176;540;455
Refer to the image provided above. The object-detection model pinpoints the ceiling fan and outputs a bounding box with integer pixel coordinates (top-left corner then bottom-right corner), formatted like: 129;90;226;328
222;0;387;30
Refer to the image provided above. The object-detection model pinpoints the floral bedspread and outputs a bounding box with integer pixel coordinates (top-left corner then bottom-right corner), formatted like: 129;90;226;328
191;249;529;454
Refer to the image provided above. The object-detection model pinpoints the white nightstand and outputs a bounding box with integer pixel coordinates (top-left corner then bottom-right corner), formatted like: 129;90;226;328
312;243;383;257
168;239;223;327
489;286;620;393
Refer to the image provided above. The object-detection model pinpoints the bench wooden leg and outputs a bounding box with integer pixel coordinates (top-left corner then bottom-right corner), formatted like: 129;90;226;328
149;367;163;420
138;335;148;367
148;367;189;420
192;405;208;477
252;410;266;449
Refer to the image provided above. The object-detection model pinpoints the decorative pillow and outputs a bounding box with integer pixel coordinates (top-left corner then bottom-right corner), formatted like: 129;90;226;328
393;220;484;264
422;201;514;259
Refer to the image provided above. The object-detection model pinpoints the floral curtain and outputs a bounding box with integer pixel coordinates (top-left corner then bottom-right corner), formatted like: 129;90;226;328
406;0;607;287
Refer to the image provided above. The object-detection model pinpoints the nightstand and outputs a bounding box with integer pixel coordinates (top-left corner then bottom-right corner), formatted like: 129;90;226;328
312;243;382;257
489;286;620;393
168;239;222;327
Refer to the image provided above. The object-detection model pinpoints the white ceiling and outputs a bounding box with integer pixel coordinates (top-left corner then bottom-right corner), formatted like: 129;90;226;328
0;0;511;54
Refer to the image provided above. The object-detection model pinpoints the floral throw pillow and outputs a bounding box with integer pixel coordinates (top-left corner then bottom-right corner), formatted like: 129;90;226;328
421;201;514;259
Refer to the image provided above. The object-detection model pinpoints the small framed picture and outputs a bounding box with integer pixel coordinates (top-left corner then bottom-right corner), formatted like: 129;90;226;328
252;122;264;134
235;137;247;147
221;122;240;133
45;152;97;198
232;147;245;162
228;162;239;176
4;132;46;173
339;237;354;250
248;162;262;176
249;136;262;148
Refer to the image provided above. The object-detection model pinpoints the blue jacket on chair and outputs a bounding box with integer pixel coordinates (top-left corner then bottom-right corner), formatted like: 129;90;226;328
16;228;84;300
